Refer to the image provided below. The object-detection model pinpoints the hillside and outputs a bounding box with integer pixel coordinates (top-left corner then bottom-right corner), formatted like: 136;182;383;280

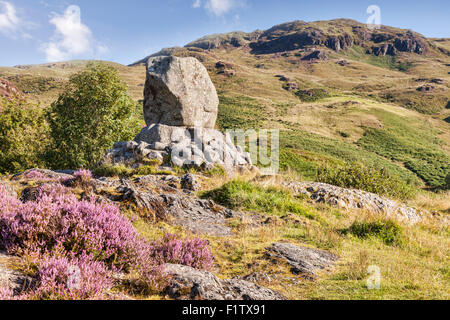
4;19;447;189
0;18;449;301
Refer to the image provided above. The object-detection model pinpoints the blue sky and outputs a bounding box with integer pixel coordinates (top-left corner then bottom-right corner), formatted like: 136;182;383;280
0;0;449;66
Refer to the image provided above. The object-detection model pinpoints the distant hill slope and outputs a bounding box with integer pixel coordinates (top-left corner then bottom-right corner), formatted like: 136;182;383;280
1;19;449;188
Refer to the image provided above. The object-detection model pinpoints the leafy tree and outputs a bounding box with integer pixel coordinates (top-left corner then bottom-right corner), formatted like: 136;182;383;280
0;97;48;174
46;63;141;169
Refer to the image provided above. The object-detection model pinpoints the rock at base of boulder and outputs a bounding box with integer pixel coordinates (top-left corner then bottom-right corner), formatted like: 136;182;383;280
164;264;285;300
181;174;201;191
105;124;253;172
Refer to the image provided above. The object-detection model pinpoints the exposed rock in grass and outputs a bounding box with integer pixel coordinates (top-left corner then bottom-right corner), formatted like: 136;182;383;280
282;181;425;223
265;243;339;279
181;174;201;191
164;264;285;300
110;179;243;236
301;50;328;61
337;59;350;66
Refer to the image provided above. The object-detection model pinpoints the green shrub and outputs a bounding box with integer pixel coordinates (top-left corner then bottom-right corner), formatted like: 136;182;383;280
294;88;330;102
445;173;450;190
317;162;417;200
0;97;48;174
342;220;404;246
202;180;315;219
93;164;134;177
46;63;142;170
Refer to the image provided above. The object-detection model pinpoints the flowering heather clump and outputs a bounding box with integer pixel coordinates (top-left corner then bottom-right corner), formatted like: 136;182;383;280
0;185;143;270
72;169;93;186
0;185;216;299
0;286;15;300
73;169;93;180
32;254;112;300
148;233;214;270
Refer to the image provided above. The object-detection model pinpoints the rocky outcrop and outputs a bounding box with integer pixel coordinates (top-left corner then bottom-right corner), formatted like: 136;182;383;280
326;33;354;51
281;181;424;224
143;56;218;129
394;36;428;54
163;264;285;300
265;243;339;279
108;178;244;236
371;43;397;56
301;50;328;61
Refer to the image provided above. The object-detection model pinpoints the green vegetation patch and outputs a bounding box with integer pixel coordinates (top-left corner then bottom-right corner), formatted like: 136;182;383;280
93;163;170;178
217;95;267;130
341;220;405;246
357;109;450;188
317;162;417;200
280;129;419;185
342;46;414;72
294;88;330;102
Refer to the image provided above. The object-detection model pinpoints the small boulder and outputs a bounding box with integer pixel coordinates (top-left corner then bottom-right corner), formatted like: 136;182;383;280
181;174;201;191
163;264;285;300
302;50;328;61
265;243;339;278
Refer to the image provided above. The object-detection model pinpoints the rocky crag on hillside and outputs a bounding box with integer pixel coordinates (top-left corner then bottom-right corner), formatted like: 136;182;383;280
192;20;429;56
105;56;253;172
133;19;433;67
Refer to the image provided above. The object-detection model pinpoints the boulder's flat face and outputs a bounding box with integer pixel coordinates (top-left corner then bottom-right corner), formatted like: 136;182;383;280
143;56;219;129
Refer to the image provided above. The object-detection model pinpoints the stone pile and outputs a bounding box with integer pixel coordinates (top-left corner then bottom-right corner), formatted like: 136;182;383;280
105;56;252;171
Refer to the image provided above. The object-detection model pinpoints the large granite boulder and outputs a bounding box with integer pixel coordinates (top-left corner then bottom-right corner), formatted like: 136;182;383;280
105;56;253;171
143;56;219;129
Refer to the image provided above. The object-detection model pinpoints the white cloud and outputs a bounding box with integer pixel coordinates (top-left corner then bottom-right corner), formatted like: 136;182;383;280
193;0;243;16
0;1;20;35
192;0;201;8
43;5;107;62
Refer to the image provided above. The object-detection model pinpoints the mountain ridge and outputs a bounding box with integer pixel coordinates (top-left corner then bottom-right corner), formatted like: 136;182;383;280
131;18;443;66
